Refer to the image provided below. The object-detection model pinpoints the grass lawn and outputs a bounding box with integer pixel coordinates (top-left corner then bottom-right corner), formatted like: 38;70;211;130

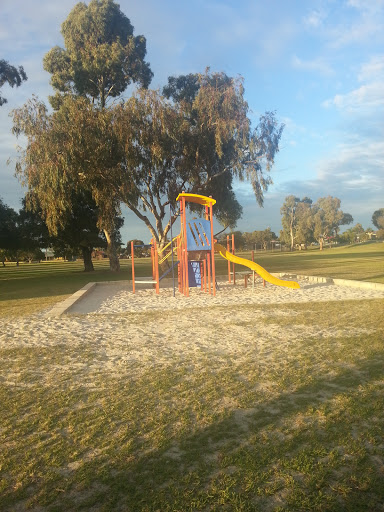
1;242;383;318
1;242;384;510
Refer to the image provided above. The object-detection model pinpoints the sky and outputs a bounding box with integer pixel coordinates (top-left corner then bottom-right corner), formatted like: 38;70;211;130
1;0;383;244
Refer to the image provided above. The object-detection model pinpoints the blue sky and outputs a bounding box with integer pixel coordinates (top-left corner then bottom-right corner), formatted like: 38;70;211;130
1;0;383;243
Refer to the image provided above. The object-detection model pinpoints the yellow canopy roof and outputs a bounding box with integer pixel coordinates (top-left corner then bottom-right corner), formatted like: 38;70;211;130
176;192;216;206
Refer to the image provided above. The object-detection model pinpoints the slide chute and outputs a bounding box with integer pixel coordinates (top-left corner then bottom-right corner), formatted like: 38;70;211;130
214;243;300;289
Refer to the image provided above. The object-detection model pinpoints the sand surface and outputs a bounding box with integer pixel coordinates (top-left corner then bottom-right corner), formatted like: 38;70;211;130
67;277;384;314
1;278;383;364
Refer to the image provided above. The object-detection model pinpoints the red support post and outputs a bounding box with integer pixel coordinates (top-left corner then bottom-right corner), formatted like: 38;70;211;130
203;259;207;292
151;239;155;280
227;235;231;283
181;195;189;296
177;236;182;293
207;252;211;295
232;233;235;286
131;240;135;294
154;240;160;294
209;202;216;296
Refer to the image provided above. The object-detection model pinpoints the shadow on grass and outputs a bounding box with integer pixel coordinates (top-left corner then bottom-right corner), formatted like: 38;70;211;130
2;346;384;511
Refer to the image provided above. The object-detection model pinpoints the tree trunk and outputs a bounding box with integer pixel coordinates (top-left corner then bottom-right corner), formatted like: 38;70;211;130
82;246;94;272
104;229;120;272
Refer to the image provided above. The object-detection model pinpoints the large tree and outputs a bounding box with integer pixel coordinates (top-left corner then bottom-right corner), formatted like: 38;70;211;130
43;0;152;110
0;59;27;106
39;0;152;271
280;196;313;250
372;208;384;230
312;196;353;250
12;95;125;271
113;71;284;250
0;198;19;265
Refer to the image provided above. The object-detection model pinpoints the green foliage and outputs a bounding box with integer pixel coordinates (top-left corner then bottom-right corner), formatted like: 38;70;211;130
126;239;147;257
280;196;313;250
242;228;278;250
43;0;152;109
113;70;283;248
12;96;122;233
0;59;27;106
280;196;353;251
372;208;384;230
338;223;367;244
312;196;353;249
0;198;18;251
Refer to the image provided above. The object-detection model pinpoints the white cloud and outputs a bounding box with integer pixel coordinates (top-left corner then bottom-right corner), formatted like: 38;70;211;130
323;55;384;111
347;0;384;13
323;82;384;110
292;54;333;75
358;55;384;82
303;8;326;28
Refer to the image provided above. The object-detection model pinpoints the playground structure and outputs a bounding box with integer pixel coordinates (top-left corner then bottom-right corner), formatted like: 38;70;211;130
130;193;300;294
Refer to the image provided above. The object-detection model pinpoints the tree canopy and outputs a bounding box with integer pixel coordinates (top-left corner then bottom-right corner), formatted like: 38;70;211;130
280;195;353;250
12;1;284;265
43;0;152;109
312;196;353;250
12;95;124;269
113;70;284;249
0;59;27;106
372;208;384;230
280;196;313;250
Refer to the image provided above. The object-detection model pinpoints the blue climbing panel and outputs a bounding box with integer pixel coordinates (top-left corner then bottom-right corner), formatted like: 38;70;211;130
186;219;211;251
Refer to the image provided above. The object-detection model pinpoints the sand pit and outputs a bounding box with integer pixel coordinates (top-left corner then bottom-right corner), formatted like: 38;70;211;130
63;275;384;315
1;276;383;373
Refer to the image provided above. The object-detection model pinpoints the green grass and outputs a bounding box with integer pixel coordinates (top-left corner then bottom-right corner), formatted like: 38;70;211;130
1;242;384;510
1;242;383;317
237;242;384;283
1;300;384;511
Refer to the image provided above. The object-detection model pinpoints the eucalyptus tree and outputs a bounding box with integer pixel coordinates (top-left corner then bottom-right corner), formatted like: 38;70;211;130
11;95;125;270
372;208;384;230
39;0;152;270
114;70;284;250
312;196;353;250
0;198;18;265
43;0;152;110
0;59;27;106
280;196;313;250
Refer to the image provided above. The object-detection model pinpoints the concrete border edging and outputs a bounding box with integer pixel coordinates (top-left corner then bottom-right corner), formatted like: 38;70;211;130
278;273;384;291
332;278;384;290
45;282;97;317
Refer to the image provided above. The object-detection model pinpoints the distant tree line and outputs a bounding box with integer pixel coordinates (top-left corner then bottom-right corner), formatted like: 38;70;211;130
279;197;383;250
0;195;114;270
217;199;382;252
1;193;382;267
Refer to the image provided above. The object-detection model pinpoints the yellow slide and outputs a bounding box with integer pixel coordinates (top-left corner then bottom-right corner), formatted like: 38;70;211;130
214;243;300;289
